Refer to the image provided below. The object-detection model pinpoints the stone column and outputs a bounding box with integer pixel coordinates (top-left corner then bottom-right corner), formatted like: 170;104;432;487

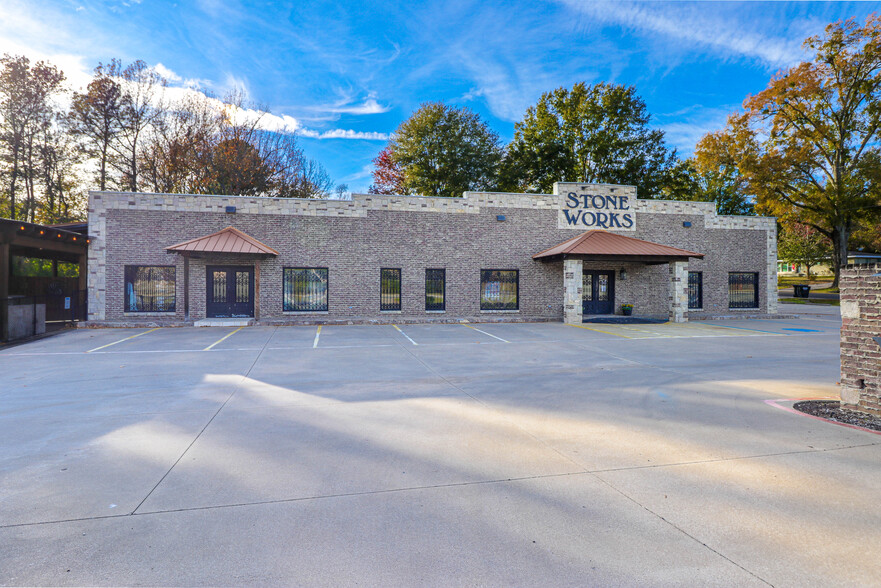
563;258;583;324
669;261;688;323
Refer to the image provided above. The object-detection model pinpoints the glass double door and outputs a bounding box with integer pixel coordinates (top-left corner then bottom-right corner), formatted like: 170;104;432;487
582;271;615;315
206;266;254;318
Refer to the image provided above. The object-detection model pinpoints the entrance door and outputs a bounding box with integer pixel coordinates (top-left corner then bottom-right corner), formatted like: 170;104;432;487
582;271;615;315
206;266;254;318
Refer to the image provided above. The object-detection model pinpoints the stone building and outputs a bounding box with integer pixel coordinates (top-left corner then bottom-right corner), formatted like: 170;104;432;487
86;182;778;325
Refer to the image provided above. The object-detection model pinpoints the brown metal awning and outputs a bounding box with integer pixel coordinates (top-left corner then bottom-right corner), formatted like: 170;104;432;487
166;226;279;255
533;230;703;264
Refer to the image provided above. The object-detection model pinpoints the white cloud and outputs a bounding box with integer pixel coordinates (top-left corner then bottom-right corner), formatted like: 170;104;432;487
161;85;387;141
558;0;809;68
152;63;182;83
326;98;390;115
299;129;389;140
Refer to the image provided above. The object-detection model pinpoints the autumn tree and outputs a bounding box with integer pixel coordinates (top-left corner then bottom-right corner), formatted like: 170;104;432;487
200;92;332;198
385;102;501;198
0;54;66;220
703;15;881;287
139;92;219;194
68;61;124;191
35;122;84;222
500;82;676;197
369;145;405;194
113;60;166;191
778;222;833;280
661;157;754;215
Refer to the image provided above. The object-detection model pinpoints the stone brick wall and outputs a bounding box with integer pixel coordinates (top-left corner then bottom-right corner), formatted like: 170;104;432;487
840;265;881;415
88;187;776;323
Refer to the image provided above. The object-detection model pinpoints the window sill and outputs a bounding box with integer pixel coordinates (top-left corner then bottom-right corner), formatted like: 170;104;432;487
480;309;520;313
727;307;760;311
381;310;402;314
283;311;329;315
426;310;446;314
124;312;176;317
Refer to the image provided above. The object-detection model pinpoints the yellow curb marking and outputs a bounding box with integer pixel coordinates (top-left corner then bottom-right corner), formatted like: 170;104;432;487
567;323;633;338
204;327;244;351
87;328;160;353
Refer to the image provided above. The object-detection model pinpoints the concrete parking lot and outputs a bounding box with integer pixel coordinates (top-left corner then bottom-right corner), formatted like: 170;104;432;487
1;304;879;586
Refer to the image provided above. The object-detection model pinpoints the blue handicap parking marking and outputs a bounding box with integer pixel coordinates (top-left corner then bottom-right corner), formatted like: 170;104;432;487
782;328;821;333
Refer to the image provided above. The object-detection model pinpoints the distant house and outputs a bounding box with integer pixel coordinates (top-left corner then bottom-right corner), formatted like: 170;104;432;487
777;251;881;276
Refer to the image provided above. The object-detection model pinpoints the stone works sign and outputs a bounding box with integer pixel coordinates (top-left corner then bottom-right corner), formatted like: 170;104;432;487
555;182;637;231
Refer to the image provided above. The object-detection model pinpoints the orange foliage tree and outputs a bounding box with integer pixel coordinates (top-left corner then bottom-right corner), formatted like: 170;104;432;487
697;15;881;287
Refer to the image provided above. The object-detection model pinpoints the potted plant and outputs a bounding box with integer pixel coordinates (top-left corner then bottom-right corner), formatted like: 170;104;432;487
621;303;633;316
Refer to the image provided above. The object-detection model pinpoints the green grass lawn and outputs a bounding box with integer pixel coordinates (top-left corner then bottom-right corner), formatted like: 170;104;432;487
777;275;839;293
778;297;840;306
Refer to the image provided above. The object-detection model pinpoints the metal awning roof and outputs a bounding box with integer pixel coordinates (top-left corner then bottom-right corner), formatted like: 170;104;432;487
166;226;279;255
533;230;703;263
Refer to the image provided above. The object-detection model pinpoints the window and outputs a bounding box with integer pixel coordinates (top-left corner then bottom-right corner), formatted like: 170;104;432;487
688;271;703;309
381;268;401;311
480;269;518;310
425;269;445;311
728;272;759;309
124;266;175;312
284;268;328;312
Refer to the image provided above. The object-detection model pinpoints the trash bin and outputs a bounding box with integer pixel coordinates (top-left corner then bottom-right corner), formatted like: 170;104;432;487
794;285;811;298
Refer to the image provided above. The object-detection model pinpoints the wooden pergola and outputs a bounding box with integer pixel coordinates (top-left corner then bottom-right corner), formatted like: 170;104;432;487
0;218;90;339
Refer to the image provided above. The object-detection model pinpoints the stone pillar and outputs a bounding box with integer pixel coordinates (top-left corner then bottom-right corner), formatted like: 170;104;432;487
563;258;583;324
669;261;688;323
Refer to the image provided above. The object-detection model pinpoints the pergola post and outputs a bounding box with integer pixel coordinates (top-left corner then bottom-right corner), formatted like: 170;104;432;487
183;254;190;322
563;258;583;324
669;260;689;323
0;239;9;341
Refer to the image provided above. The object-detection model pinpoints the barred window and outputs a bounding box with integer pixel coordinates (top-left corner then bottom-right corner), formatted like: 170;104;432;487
124;266;175;312
381;268;401;311
688;271;703;310
284;268;328;312
480;269;518;310
728;272;759;309
425;269;445;311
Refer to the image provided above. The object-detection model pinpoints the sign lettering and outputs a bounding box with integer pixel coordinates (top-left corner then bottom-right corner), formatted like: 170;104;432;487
559;191;634;230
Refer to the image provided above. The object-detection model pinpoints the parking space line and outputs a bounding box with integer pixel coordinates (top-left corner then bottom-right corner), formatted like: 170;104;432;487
392;324;418;345
204;327;244;351
567;323;632;338
86;328;160;353
313;325;322;348
463;324;509;342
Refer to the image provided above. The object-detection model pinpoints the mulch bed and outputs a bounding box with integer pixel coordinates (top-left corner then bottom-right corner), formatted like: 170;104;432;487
793;400;881;433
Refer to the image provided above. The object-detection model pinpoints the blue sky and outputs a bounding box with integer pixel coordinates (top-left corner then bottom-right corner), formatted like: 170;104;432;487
2;1;876;193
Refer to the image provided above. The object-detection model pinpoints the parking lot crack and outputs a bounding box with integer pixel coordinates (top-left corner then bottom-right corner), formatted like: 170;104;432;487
129;326;278;516
590;472;775;587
